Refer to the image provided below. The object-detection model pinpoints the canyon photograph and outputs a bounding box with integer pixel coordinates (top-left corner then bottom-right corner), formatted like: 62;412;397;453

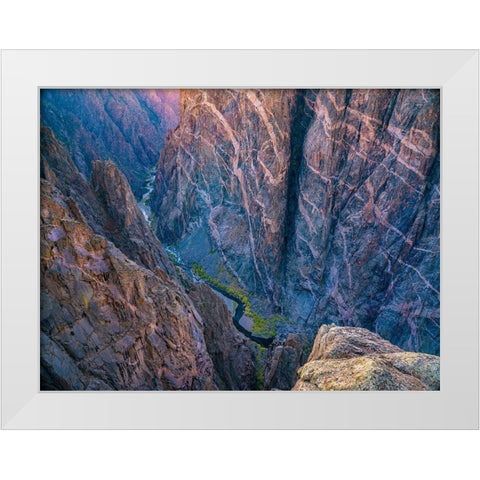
40;88;440;391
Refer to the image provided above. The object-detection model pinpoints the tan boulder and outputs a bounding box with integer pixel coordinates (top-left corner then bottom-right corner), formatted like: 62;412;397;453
293;325;439;391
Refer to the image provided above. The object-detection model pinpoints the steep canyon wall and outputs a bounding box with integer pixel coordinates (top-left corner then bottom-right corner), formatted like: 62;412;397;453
153;89;440;354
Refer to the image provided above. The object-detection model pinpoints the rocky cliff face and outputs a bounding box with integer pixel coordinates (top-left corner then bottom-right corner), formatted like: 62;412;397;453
286;90;440;355
41;126;109;236
41;126;173;276
154;89;297;305
90;160;174;275
40;129;260;390
153;89;440;355
41;89;179;197
262;334;306;390
293;325;440;391
40;88;441;391
41;179;216;390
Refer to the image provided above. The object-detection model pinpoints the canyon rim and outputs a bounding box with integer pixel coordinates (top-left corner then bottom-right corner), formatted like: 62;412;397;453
40;88;440;391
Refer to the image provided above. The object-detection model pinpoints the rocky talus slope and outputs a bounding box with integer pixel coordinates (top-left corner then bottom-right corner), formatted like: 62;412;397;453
41;89;179;196
153;89;440;355
40;129;257;390
293;325;440;391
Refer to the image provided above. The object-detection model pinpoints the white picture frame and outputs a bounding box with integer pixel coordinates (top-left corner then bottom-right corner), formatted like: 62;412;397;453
1;49;478;429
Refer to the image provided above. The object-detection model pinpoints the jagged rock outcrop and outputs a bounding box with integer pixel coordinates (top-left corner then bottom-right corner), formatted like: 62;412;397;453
40;180;216;390
41;89;179;196
41;127;173;275
90;160;173;275
153;89;440;355
41;126;109;236
293;325;440;391
263;334;306;390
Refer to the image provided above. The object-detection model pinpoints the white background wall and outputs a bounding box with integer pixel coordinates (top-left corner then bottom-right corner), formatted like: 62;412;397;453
1;2;479;479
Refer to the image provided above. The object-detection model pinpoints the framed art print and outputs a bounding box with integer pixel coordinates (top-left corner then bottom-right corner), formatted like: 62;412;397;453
1;50;478;429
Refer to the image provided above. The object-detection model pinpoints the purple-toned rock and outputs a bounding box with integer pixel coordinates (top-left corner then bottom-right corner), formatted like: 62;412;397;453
185;279;258;390
154;89;440;355
40;179;216;390
90;160;174;275
153;89;297;305
40;128;261;391
285;90;440;354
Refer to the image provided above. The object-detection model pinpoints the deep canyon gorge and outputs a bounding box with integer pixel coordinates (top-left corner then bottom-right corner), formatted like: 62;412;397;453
40;88;440;390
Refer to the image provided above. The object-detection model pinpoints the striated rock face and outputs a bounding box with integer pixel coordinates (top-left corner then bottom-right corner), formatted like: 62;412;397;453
154;89;440;355
40;89;179;196
41;125;109;236
285;90;440;354
40;87;441;390
293;325;440;391
40;180;216;390
154;89;297;303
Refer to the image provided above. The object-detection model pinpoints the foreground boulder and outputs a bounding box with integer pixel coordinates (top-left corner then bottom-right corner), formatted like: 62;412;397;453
293;325;439;391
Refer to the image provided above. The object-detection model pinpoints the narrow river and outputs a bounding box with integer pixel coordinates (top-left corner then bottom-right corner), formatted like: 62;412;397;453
165;245;273;347
198;277;274;347
138;166;157;226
